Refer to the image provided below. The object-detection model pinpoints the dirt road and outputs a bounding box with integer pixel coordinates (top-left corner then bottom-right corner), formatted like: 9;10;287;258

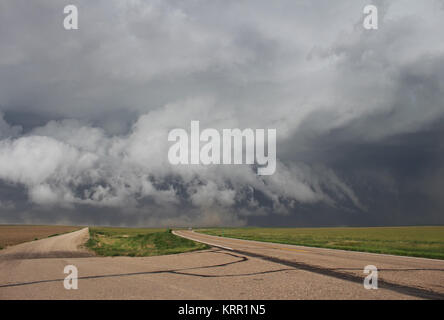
0;227;92;260
0;228;443;299
0;225;81;248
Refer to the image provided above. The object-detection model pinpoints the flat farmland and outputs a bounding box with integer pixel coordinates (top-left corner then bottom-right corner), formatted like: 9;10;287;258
0;225;81;249
198;226;444;260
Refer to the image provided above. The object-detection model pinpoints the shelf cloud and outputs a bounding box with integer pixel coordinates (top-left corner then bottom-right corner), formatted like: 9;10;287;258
0;0;443;226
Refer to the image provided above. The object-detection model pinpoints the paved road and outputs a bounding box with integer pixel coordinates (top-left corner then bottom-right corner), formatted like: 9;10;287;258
174;230;444;299
0;228;442;299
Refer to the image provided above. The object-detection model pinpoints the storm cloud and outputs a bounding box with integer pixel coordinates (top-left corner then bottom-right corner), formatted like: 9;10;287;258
0;0;443;227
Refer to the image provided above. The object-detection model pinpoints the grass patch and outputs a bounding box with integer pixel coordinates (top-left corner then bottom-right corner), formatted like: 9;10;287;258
48;233;60;237
86;227;209;257
198;226;444;260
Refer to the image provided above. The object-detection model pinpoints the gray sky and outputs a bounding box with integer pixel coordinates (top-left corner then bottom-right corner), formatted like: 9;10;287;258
0;0;443;227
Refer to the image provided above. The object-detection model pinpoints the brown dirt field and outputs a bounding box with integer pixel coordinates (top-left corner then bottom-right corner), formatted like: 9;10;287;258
0;225;81;249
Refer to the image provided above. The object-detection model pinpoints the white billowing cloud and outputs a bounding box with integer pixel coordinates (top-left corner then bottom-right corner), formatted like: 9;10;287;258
0;135;95;186
0;96;362;219
32;119;109;153
190;181;236;208
28;184;59;206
